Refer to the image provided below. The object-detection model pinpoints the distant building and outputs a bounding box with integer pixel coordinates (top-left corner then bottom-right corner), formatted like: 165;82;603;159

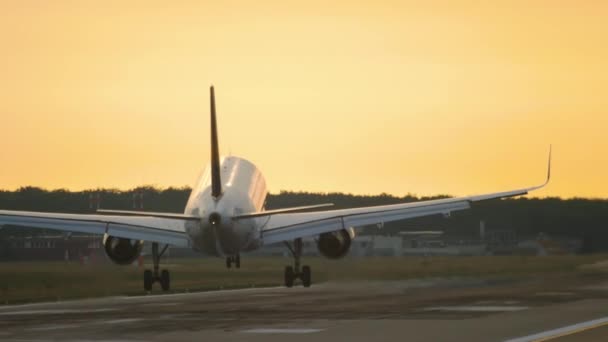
0;230;581;262
0;235;104;262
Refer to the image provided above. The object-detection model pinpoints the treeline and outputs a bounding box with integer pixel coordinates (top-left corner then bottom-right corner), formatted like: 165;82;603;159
1;187;608;250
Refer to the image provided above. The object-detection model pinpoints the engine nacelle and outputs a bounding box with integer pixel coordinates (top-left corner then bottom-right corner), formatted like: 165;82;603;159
316;228;356;259
103;234;143;265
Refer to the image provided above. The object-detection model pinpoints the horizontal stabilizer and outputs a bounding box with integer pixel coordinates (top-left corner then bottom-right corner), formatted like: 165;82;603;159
97;209;200;221
233;203;334;219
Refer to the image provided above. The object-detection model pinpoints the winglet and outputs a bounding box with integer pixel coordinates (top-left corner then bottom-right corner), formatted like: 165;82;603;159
210;86;222;199
534;144;552;190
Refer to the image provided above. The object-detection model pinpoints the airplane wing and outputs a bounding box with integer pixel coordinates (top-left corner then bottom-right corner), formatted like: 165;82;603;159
259;148;552;245
0;211;193;247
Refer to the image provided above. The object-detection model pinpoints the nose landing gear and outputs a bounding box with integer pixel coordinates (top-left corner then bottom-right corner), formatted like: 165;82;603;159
284;238;312;288
143;242;170;292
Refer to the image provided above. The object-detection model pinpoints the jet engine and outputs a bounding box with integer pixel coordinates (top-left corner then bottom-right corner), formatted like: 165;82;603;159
316;228;356;259
103;234;143;265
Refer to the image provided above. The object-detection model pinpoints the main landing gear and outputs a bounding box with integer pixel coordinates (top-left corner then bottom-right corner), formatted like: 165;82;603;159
284;238;311;288
226;254;241;268
144;242;170;292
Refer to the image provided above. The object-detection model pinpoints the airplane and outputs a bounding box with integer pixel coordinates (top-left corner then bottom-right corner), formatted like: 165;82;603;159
0;86;552;291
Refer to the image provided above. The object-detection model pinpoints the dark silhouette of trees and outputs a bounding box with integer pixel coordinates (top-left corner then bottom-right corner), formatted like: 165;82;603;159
1;187;608;251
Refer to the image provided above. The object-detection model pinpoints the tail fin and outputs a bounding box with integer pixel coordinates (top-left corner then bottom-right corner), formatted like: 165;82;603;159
210;86;222;198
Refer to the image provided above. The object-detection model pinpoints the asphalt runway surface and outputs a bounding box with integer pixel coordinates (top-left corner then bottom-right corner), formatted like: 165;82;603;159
2;276;608;342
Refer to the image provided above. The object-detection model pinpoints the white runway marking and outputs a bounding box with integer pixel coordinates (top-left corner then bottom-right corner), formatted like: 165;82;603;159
30;324;83;331
117;286;285;302
242;328;323;334
158;313;191;319
0;308;117;316
100;318;143;325
504;316;608;342
423;305;529;312
28;318;142;333
0;286;284;312
475;300;521;305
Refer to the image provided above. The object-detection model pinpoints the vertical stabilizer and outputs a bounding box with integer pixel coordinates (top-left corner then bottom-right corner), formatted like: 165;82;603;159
210;86;222;198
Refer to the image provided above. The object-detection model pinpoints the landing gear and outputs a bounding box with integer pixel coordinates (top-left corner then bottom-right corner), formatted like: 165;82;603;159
143;242;170;292
284;266;294;287
301;265;311;288
160;269;170;291
144;269;153;291
226;254;241;269
284;238;312;288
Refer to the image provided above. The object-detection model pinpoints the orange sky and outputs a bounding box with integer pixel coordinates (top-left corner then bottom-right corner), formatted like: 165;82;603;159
1;1;607;198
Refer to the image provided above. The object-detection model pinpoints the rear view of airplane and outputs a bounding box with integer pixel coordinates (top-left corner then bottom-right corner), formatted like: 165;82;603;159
0;87;552;291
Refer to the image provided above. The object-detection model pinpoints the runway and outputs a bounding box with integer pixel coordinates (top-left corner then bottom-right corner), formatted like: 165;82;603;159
1;276;608;342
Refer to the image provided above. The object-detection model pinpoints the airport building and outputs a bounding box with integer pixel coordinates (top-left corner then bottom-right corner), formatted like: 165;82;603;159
0;229;582;262
0;234;103;262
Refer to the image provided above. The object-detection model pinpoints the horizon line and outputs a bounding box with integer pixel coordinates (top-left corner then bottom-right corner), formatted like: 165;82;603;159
0;185;604;201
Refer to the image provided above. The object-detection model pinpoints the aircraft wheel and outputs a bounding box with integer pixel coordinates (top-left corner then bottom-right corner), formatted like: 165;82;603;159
160;269;170;292
284;266;294;288
302;265;311;288
144;269;153;291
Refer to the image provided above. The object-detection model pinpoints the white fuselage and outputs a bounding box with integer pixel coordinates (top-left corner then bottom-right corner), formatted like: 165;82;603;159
183;156;267;256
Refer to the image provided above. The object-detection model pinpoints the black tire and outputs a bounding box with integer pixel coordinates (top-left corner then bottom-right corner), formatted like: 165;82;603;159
226;257;232;268
144;269;153;291
302;265;311;288
160;269;170;291
284;266;294;288
235;254;241;269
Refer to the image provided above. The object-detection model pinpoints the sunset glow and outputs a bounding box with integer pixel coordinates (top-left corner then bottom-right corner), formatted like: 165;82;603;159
1;1;607;198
